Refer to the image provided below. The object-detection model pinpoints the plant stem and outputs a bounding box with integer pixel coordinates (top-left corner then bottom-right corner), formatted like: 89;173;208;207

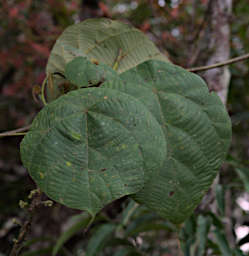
187;53;249;72
112;48;124;71
41;76;48;105
0;125;31;138
10;189;43;256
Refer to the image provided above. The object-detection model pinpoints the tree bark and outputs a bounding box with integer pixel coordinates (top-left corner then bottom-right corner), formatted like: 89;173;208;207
201;0;232;104
195;0;232;220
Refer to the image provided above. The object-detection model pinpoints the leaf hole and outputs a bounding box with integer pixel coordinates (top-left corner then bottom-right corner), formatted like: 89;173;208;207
169;191;175;197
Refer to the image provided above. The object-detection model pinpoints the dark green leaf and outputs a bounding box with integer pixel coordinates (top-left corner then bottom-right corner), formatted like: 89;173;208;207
86;223;116;256
216;184;225;216
195;215;212;256
104;60;232;223
20;247;53;256
113;247;142;256
126;222;175;237
52;213;91;256
213;229;233;256
235;167;249;193
21;88;166;216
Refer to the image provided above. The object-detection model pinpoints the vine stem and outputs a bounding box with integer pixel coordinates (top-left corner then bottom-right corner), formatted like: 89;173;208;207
187;53;249;72
0;125;31;138
1;53;248;138
41;76;48;105
112;48;124;71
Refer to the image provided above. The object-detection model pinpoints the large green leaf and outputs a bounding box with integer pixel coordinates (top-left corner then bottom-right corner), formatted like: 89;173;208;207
46;18;168;76
103;60;231;223
20;87;166;216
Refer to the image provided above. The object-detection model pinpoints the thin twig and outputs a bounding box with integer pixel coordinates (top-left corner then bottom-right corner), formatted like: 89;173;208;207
0;125;31;138
10;189;43;256
187;53;249;72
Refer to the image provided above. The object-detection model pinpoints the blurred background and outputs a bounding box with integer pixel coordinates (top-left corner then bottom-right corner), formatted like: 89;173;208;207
0;0;249;255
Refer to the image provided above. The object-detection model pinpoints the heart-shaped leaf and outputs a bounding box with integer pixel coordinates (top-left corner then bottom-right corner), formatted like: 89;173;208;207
103;60;231;223
20;87;166;216
45;18;169;101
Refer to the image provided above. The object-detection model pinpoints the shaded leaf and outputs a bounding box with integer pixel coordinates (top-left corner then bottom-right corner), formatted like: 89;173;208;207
195;215;212;256
103;60;231;223
213;229;233;256
235;167;249;193
20;247;53;256
113;247;142;256
216;184;225;216
86;223;116;256
126;222;175;237
52;213;91;256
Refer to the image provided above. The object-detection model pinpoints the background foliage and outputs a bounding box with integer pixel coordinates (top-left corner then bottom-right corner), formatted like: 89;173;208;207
0;0;249;255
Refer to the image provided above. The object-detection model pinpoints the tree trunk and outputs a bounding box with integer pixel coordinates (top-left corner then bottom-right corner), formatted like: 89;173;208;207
201;0;232;104
195;0;232;228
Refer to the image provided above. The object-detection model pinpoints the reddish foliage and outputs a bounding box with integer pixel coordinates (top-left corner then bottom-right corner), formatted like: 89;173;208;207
170;7;179;18
201;0;209;4
0;0;79;129
99;2;111;17
29;42;50;58
9;7;19;18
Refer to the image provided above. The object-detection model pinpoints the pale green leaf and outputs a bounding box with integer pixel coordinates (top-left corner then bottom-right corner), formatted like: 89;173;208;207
46;18;168;76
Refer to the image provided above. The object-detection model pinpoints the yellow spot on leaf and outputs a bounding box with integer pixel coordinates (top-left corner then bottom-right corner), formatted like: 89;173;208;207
121;144;127;149
39;172;45;179
91;58;99;65
66;161;72;167
71;132;81;140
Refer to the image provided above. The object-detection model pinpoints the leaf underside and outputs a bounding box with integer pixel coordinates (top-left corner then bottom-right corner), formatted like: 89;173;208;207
45;18;168;102
46;18;168;76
